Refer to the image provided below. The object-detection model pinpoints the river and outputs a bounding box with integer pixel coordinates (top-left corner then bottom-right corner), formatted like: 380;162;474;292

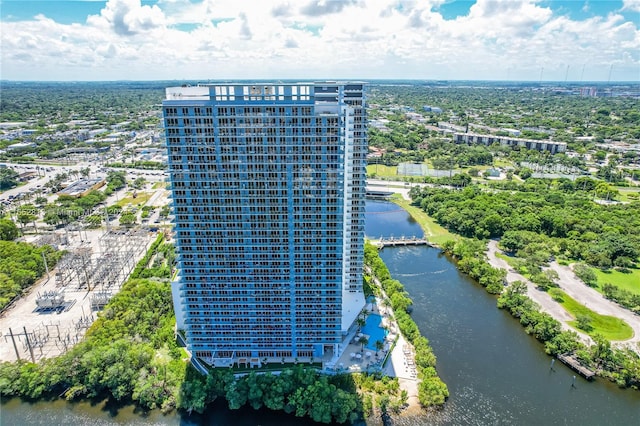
1;200;638;425
368;200;639;425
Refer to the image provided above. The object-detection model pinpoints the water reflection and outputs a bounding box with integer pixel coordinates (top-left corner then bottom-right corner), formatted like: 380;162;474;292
365;200;424;239
373;224;639;425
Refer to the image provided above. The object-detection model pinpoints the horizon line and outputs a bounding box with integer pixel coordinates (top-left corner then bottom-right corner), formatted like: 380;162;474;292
2;79;639;85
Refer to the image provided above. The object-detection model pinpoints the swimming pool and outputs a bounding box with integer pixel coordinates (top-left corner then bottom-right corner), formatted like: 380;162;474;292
361;313;388;350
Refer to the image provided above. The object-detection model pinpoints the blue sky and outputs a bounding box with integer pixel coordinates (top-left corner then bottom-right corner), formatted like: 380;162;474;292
1;1;639;81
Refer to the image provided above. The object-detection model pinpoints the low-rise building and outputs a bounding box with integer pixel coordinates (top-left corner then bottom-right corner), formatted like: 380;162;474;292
454;132;567;154
57;178;105;197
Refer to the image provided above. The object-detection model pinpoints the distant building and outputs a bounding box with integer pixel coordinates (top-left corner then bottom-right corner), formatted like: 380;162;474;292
454;132;566;154
501;128;521;136
87;128;109;138
6;142;36;150
369;118;390;132
423;105;442;113
367;146;386;159
163;82;367;367
57;178;105;197
438;122;466;133
580;87;598;97
485;168;501;177
0;122;28;129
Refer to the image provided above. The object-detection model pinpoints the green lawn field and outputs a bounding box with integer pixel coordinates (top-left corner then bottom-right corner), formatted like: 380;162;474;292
390;194;459;246
116;192;152;207
593;267;640;296
548;288;634;341
367;164;397;178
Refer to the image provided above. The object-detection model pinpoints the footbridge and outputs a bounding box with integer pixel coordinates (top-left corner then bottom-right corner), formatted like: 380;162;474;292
370;236;431;250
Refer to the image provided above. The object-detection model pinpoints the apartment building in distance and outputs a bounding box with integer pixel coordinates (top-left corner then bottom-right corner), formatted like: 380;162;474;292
163;82;367;368
454;132;567;154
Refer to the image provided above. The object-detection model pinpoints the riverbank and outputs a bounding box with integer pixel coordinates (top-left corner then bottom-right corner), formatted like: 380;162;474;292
380;195;640;390
486;240;640;356
385;333;422;416
446;237;640;389
364;242;449;412
387;194;458;246
371;286;422;414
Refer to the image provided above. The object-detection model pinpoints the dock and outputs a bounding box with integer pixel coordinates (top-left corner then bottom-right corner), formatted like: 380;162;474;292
374;236;430;250
557;354;596;380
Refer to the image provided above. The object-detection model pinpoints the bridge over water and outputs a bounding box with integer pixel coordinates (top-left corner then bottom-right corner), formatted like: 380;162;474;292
369;236;431;250
365;188;394;199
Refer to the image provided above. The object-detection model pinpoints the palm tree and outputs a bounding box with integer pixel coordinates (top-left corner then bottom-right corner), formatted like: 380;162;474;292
358;335;369;353
356;317;366;332
375;340;385;358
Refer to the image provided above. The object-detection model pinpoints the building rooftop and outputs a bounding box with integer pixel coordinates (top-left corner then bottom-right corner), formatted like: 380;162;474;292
58;178;104;197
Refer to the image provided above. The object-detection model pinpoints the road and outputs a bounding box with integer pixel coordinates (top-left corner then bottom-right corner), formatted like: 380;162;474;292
486;240;640;354
548;261;640;352
366;179;414;200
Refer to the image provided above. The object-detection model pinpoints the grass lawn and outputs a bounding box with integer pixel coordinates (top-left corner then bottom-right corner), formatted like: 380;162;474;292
151;182;166;190
496;251;518;267
593;267;640;296
367;164;397;178
615;187;640;202
494;252;539;279
548;288;634;341
389;194;459;245
493;159;514;168
116;192;152;207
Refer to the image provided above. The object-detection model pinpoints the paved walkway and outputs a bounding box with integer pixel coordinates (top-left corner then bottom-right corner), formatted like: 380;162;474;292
547;261;640;352
486;240;640;355
383;333;420;412
367;179;412;200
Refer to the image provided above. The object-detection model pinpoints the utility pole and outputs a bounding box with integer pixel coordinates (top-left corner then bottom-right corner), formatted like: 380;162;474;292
23;326;35;362
6;328;20;360
42;251;50;281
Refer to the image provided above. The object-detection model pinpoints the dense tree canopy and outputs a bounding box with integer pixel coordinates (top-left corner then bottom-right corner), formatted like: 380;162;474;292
0;219;19;241
0;241;62;309
369;85;640;147
0;168;19;190
410;183;640;268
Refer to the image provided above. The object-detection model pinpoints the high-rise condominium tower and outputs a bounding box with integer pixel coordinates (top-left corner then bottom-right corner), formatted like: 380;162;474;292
163;82;366;366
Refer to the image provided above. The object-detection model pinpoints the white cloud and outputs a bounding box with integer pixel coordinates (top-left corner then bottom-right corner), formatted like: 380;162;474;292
622;0;640;12
87;0;167;35
0;0;638;81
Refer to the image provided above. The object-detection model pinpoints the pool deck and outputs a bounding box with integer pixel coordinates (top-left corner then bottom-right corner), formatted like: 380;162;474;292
325;298;419;385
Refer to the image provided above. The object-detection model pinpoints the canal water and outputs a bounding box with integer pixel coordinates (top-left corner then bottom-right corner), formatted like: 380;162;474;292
367;200;639;425
1;200;638;424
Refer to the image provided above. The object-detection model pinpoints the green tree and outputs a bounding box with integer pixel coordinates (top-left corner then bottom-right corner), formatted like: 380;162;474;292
576;314;593;332
375;340;385;357
132;177;146;189
0;219;19;241
84;215;102;228
119;212;137;227
16;205;38;233
573;264;598;287
358;335;369;353
0;168;19;190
